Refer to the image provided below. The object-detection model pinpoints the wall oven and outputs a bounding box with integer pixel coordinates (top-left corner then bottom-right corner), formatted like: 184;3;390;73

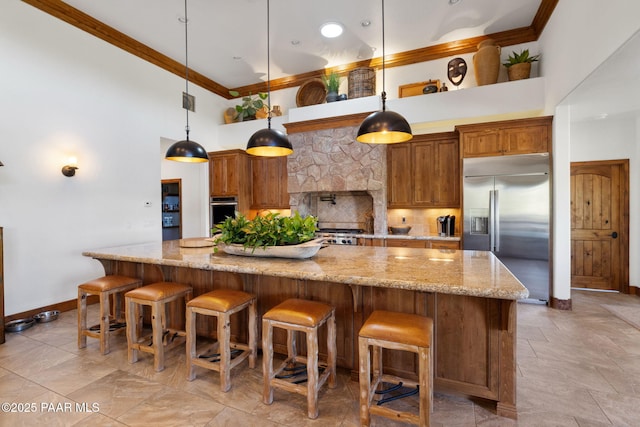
210;197;238;234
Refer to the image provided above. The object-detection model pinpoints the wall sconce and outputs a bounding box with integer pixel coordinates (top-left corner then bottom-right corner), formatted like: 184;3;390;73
61;157;78;177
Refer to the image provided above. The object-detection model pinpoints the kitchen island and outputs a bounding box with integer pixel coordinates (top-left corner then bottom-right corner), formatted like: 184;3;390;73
83;240;527;419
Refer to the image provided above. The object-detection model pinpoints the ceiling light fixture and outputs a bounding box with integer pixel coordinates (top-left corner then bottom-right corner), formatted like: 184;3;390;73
165;0;208;163
320;22;343;38
356;0;413;144
245;0;293;157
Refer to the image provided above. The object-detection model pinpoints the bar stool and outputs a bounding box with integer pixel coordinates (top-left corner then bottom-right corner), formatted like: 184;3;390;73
262;298;337;419
124;281;192;372
77;275;142;355
185;289;257;392
358;310;433;427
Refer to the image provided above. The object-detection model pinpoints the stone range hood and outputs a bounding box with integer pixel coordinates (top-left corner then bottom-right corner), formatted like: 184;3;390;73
285;115;388;234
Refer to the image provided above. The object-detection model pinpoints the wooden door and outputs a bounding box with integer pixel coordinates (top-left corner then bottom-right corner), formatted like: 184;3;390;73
412;141;434;205
570;160;629;292
431;137;460;207
460;129;502;157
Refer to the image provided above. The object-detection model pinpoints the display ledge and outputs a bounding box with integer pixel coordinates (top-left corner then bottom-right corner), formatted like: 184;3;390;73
217;77;545;145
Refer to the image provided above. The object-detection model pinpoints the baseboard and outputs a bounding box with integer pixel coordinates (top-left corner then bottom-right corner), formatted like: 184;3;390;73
4;295;99;323
550;297;572;310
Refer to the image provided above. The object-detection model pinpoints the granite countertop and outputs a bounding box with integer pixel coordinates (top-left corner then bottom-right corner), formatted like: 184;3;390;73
83;240;527;300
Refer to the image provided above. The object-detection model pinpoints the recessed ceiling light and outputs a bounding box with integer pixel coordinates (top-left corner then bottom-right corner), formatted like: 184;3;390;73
361;20;371;28
233;56;242;60
291;40;300;46
449;0;461;5
320;22;343;38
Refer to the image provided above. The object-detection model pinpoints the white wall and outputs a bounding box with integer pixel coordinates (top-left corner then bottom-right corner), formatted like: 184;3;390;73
538;0;640;298
0;1;226;315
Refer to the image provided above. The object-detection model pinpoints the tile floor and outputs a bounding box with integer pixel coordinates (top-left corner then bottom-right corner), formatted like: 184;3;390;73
1;290;640;426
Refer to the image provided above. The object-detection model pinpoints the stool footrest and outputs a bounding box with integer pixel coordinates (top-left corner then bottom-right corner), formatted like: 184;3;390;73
376;384;419;406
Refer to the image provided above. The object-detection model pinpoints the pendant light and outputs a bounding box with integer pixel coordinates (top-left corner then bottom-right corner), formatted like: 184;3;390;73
356;0;412;144
245;0;293;157
165;0;209;163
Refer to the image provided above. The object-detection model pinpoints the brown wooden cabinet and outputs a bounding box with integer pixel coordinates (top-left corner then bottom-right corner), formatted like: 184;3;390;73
387;132;460;208
208;149;252;213
429;240;460;250
386;239;428;248
251;156;289;209
457;116;552;158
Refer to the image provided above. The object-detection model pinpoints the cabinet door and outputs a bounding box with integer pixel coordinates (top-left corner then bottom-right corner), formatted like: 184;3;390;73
210;154;238;196
430;240;460;249
412;141;434;205
461;129;502;157
431;138;460;207
386;239;428;248
387;144;412;207
251;156;288;209
501;124;548;155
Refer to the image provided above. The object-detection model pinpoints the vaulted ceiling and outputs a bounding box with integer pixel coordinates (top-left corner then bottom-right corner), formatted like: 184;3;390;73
23;0;557;99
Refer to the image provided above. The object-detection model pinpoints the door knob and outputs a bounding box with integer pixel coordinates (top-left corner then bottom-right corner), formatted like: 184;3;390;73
611;231;618;239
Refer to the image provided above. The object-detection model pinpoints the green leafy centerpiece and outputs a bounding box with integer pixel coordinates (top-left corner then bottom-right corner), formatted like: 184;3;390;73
211;212;323;259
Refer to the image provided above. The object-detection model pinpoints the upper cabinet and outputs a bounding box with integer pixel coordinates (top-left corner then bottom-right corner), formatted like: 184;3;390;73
208;149;252;212
251;156;289;209
457;116;552;158
387;132;460;208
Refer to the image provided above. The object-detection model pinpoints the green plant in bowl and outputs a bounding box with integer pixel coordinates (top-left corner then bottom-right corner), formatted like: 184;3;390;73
502;49;540;67
229;90;268;121
212;211;318;252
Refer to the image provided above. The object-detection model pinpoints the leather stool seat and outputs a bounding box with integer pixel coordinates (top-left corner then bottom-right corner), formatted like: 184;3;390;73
125;282;192;372
77;275;142;355
262;298;337;419
186;289;257;392
359;310;434;426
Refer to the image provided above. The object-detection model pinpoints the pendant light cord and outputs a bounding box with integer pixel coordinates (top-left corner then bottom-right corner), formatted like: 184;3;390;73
381;0;387;112
183;0;191;139
266;0;272;129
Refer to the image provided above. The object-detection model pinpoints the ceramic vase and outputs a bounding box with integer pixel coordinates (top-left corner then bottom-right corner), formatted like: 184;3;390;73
473;39;501;86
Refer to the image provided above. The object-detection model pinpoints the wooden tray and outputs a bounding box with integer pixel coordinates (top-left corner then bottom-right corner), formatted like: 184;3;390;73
398;80;440;98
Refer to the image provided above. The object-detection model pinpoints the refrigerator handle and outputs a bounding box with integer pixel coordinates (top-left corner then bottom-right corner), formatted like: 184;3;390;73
489;190;495;251
494;189;500;252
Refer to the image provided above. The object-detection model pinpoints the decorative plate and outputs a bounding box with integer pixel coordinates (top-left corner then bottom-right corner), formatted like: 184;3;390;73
217;238;325;259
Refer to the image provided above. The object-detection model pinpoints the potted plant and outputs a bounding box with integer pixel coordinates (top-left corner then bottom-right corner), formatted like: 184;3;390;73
502;49;540;81
211;211;322;258
322;72;341;102
229;90;268;121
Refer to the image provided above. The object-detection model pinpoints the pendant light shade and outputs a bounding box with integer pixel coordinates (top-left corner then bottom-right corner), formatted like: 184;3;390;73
357;0;412;144
165;136;209;162
356;102;413;144
165;0;209;163
245;0;292;157
246;128;293;157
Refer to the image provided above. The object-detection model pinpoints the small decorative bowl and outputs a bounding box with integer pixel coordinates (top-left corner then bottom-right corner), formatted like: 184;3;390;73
5;318;35;332
33;310;60;323
389;226;412;235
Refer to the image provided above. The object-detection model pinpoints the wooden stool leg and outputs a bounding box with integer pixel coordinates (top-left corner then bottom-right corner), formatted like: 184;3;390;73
306;328;319;419
248;300;257;369
99;291;110;355
126;297;138;364
327;313;337;388
358;337;372;427
78;289;87;349
152;301;164;372
262;319;274;405
419;346;431;426
186;306;196;381
219;312;231;392
286;329;296;361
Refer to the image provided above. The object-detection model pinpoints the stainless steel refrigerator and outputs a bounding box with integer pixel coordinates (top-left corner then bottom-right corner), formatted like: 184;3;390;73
463;154;550;303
